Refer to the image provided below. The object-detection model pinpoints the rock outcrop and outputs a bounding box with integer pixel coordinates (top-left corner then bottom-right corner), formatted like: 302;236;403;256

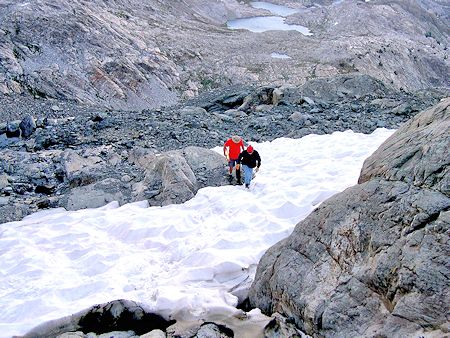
21;299;175;338
0;144;229;224
133;146;228;207
21;299;271;338
358;98;449;194
248;98;450;337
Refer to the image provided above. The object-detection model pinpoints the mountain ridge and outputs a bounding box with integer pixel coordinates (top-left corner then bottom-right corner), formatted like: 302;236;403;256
1;0;448;110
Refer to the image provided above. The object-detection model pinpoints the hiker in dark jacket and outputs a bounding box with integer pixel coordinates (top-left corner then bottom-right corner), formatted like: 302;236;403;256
236;145;261;189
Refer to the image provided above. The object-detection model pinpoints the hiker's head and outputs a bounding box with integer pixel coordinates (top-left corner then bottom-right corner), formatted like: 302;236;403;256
231;135;241;143
247;145;254;153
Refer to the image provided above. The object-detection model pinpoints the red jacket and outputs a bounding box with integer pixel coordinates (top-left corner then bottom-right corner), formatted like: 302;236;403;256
224;138;244;160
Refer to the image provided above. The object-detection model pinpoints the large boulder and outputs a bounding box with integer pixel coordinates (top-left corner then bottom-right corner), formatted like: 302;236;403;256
22;299;175;338
60;149;104;188
0;145;229;224
281;74;394;104
19;115;37;138
358;98;449;194
248;98;450;337
134;149;198;205
134;146;228;206
64;178;128;211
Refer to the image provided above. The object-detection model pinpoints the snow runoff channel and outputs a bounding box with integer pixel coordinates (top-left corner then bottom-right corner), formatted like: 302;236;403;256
0;129;395;337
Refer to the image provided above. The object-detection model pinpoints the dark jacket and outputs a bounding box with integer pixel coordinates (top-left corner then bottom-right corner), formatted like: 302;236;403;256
237;150;261;168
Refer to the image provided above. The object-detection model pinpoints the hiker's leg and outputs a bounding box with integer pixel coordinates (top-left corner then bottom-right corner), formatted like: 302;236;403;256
236;165;241;183
247;166;254;184
230;159;238;175
228;160;234;174
243;165;252;185
241;164;248;183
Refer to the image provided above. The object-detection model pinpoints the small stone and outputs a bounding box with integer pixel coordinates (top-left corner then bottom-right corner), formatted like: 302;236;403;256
304;96;315;105
0;122;7;134
255;104;273;112
20;115;37;138
141;329;166;338
289;112;303;122
6;120;21;138
51;105;63;112
121;175;132;183
92;112;108;122
44;117;58;126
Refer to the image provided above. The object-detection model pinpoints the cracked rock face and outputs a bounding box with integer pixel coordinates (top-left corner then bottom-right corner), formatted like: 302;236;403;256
248;98;450;337
358;98;450;194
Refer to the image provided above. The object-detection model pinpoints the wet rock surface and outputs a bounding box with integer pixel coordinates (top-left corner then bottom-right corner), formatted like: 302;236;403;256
21;299;269;338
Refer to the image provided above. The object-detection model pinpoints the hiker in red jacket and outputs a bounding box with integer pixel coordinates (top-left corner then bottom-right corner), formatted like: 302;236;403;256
223;135;245;184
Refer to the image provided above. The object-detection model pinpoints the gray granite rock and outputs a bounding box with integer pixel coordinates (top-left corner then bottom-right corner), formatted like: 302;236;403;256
134;146;228;207
140;330;165;338
194;323;233;338
24;299;174;338
19;115;36;138
248;98;450;337
359;98;450;195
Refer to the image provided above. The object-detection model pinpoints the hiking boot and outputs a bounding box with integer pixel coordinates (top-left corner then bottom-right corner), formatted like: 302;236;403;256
245;184;249;189
236;179;242;185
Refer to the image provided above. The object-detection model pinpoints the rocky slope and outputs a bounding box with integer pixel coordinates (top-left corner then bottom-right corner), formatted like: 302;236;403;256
0;0;448;110
248;98;450;337
0;74;444;224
